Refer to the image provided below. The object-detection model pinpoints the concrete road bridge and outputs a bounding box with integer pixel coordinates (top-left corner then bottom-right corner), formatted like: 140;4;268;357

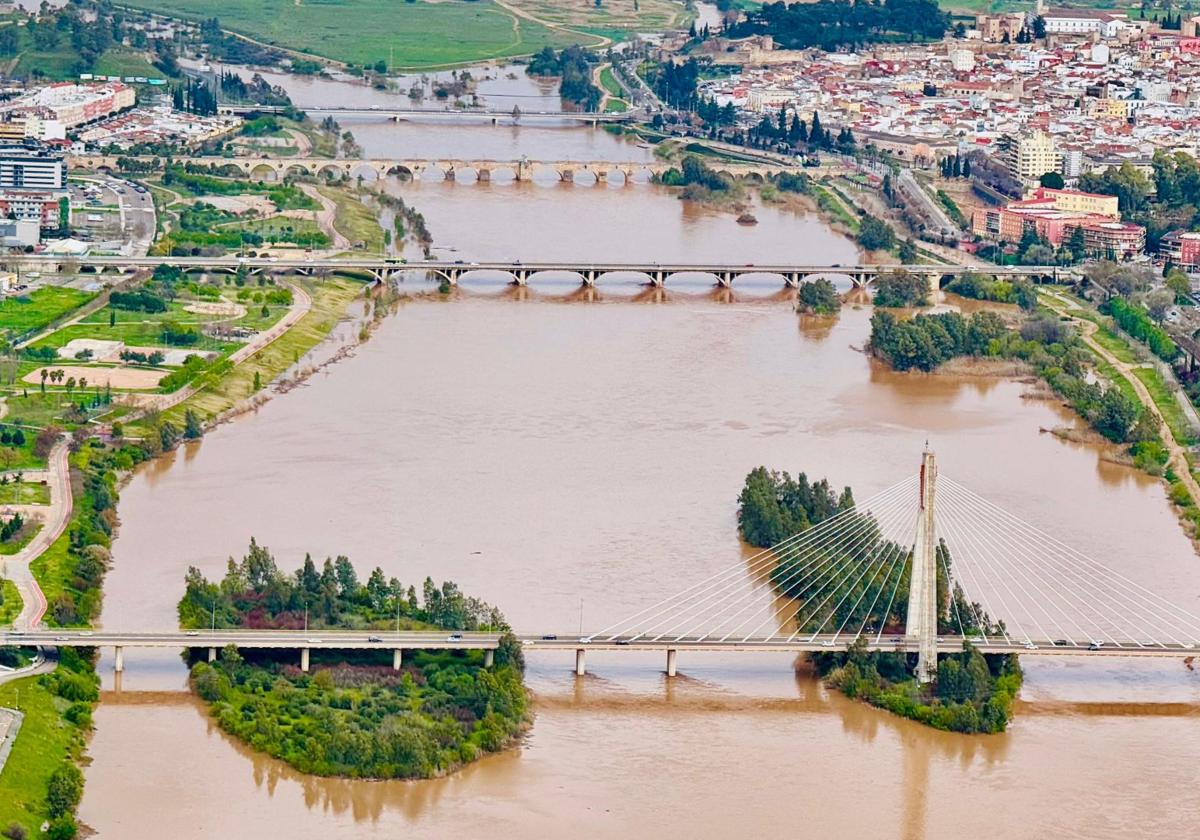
2;255;1079;290
5;451;1198;681
71;154;799;184
216;104;638;125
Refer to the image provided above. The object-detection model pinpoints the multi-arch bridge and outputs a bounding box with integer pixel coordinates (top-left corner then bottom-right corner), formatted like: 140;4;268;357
72;154;797;184
216;103;638;125
2;256;1079;290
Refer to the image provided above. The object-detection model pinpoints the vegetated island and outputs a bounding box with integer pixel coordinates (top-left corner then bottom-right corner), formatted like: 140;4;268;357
179;540;528;779
737;467;1023;733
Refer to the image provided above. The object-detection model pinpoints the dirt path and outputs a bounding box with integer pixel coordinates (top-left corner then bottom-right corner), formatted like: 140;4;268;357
2;440;71;630
492;0;611;48
286;127;313;156
299;184;350;250
1043;291;1200;506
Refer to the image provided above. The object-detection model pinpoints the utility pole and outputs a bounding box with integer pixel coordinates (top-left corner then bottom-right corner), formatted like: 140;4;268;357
906;448;940;684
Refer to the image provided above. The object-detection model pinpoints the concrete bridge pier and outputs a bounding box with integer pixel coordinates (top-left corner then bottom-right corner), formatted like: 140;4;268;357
478;169;491;183
393;649;403;670
666;648;678;677
650;271;664;288
114;646;124;673
513;270;528;286
575;648;586;676
208;647;217;662
785;273;800;289
717;272;732;289
484;649;495;668
582;270;596;287
300;647;310;672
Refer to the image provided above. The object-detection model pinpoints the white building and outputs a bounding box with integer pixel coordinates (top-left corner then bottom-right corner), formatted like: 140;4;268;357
949;49;976;72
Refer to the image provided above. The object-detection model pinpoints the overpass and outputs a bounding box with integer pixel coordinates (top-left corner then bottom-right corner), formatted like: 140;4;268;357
71;154;797;184
3;255;1079;289
215;103;638;125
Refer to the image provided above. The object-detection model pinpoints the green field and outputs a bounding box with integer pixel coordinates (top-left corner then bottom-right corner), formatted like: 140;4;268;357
0;578;19;624
117;0;589;68
0;670;89;833
599;65;624;98
92;47;162;80
0;288;94;337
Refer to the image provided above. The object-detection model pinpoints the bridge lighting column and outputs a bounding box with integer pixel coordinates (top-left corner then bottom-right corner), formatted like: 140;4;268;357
906;449;940;684
575;648;586;676
666;648;677;677
300;647;310;672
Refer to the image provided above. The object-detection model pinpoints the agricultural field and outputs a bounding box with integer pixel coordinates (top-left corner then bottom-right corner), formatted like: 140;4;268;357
507;0;689;32
116;0;593;68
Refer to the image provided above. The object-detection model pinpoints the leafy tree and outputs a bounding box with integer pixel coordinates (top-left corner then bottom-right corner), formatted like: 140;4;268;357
796;278;841;315
1039;171;1065;190
46;765;83;819
857;215;896;251
873;270;928;307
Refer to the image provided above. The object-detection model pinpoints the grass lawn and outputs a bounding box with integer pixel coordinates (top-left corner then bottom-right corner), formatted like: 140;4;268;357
0;288;94;337
29;529;73;624
0;482;51;506
154;279;364;427
0;671;88;835
227;216;329;249
508;0;687;29
599;65;623;97
604;98;629;113
0;520;43;556
30;322;230;354
115;0;590;68
1132;366;1197;446
318;186;385;254
0;437;48;472
0;578;20;624
1092;325;1140;365
92;47;162;79
3;392;81;432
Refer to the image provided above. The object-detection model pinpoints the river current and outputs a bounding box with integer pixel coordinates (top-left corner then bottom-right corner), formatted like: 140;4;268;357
75;72;1200;839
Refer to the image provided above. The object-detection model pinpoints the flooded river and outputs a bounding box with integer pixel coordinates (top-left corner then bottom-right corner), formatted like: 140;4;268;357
75;86;1200;837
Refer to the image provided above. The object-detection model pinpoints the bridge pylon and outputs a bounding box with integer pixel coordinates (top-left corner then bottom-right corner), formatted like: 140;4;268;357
906;448;940;684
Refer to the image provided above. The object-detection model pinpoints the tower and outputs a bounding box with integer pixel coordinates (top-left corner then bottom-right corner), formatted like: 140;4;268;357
906;448;939;684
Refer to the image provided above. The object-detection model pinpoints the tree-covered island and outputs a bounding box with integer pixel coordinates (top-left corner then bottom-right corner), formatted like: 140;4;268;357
737;468;1022;733
179;540;528;779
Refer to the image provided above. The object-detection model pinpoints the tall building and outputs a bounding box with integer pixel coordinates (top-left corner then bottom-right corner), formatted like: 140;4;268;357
972;189;1144;258
0;143;68;230
0;143;66;191
998;130;1063;186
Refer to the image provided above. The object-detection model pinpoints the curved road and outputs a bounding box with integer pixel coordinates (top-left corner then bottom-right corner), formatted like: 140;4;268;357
4;440;71;630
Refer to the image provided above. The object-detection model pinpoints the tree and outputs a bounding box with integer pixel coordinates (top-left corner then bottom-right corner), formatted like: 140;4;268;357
857;215;896;251
1039;171;1065;190
898;238;917;263
184;409;203;439
873;271;930;308
796;278;841;315
1165;268;1192;302
46;764;83;819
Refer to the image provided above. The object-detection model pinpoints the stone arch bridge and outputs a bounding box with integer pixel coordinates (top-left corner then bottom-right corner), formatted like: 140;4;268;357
73;155;801;184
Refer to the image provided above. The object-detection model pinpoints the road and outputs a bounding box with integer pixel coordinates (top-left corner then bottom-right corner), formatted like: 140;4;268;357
1043;290;1200;507
2;440;71;630
4;629;1194;658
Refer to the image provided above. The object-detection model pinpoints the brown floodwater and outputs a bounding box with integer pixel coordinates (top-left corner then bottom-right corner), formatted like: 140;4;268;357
77;180;1200;838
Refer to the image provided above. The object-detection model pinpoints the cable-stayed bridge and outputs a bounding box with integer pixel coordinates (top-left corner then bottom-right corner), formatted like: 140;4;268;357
6;451;1199;678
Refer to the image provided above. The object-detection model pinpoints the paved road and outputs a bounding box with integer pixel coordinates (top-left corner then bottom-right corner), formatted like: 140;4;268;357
2;441;70;630
5;629;1194;658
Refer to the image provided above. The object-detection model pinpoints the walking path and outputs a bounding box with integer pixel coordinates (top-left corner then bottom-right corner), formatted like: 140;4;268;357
1043;291;1200;506
132;280;312;418
2;441;70;630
